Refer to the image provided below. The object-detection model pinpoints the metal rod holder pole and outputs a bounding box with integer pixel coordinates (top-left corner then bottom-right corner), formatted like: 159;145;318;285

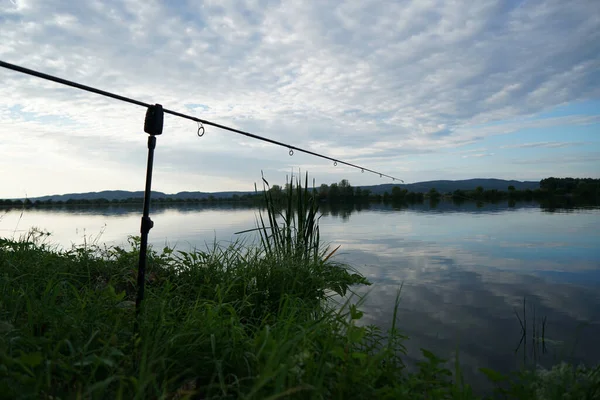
134;104;163;335
135;135;156;315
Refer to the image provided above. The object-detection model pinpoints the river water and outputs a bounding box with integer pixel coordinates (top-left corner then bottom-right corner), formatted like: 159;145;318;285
1;201;599;389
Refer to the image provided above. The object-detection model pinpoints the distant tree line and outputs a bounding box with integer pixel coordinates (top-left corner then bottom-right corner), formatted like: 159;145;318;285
539;177;600;197
269;177;599;206
1;177;597;209
443;177;599;204
311;180;425;204
0;194;264;209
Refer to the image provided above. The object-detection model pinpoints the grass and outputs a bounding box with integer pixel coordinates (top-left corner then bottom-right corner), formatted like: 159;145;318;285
1;174;599;399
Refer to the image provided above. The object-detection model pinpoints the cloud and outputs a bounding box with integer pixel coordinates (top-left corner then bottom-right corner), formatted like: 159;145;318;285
451;115;600;144
0;0;599;196
501;141;587;149
461;152;494;159
511;153;600;165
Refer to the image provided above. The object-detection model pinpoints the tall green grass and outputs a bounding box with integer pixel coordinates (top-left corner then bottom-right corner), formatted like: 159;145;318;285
255;173;369;300
0;175;598;399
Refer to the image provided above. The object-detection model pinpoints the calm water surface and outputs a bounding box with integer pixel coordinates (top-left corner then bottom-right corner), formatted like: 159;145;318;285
2;202;599;388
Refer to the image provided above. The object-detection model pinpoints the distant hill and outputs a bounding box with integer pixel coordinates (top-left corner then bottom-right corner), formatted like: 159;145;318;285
27;190;254;202
358;179;539;194
12;179;539;202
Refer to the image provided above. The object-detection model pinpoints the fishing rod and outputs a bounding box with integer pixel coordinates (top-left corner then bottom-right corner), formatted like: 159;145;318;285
0;60;402;181
0;59;403;331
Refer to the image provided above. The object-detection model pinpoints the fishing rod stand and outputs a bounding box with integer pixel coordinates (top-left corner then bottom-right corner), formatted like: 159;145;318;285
135;104;164;326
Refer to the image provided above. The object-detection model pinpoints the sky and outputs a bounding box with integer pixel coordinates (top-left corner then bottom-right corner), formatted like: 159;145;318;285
0;0;599;198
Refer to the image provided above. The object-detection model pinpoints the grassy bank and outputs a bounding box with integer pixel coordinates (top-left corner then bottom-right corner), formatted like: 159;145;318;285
1;176;598;399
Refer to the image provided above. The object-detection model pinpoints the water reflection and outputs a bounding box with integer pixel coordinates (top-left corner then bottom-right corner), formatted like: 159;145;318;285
319;200;544;220
318;204;600;392
1;201;599;392
352;268;599;390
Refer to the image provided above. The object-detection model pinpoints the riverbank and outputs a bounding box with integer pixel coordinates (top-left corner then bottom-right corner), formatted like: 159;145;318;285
0;228;451;398
2;234;599;399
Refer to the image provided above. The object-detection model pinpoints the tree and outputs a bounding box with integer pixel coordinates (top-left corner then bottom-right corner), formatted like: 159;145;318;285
269;184;283;199
318;184;329;201
453;189;466;199
428;188;441;200
328;183;340;201
338;179;354;200
391;186;407;202
474;186;484;200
